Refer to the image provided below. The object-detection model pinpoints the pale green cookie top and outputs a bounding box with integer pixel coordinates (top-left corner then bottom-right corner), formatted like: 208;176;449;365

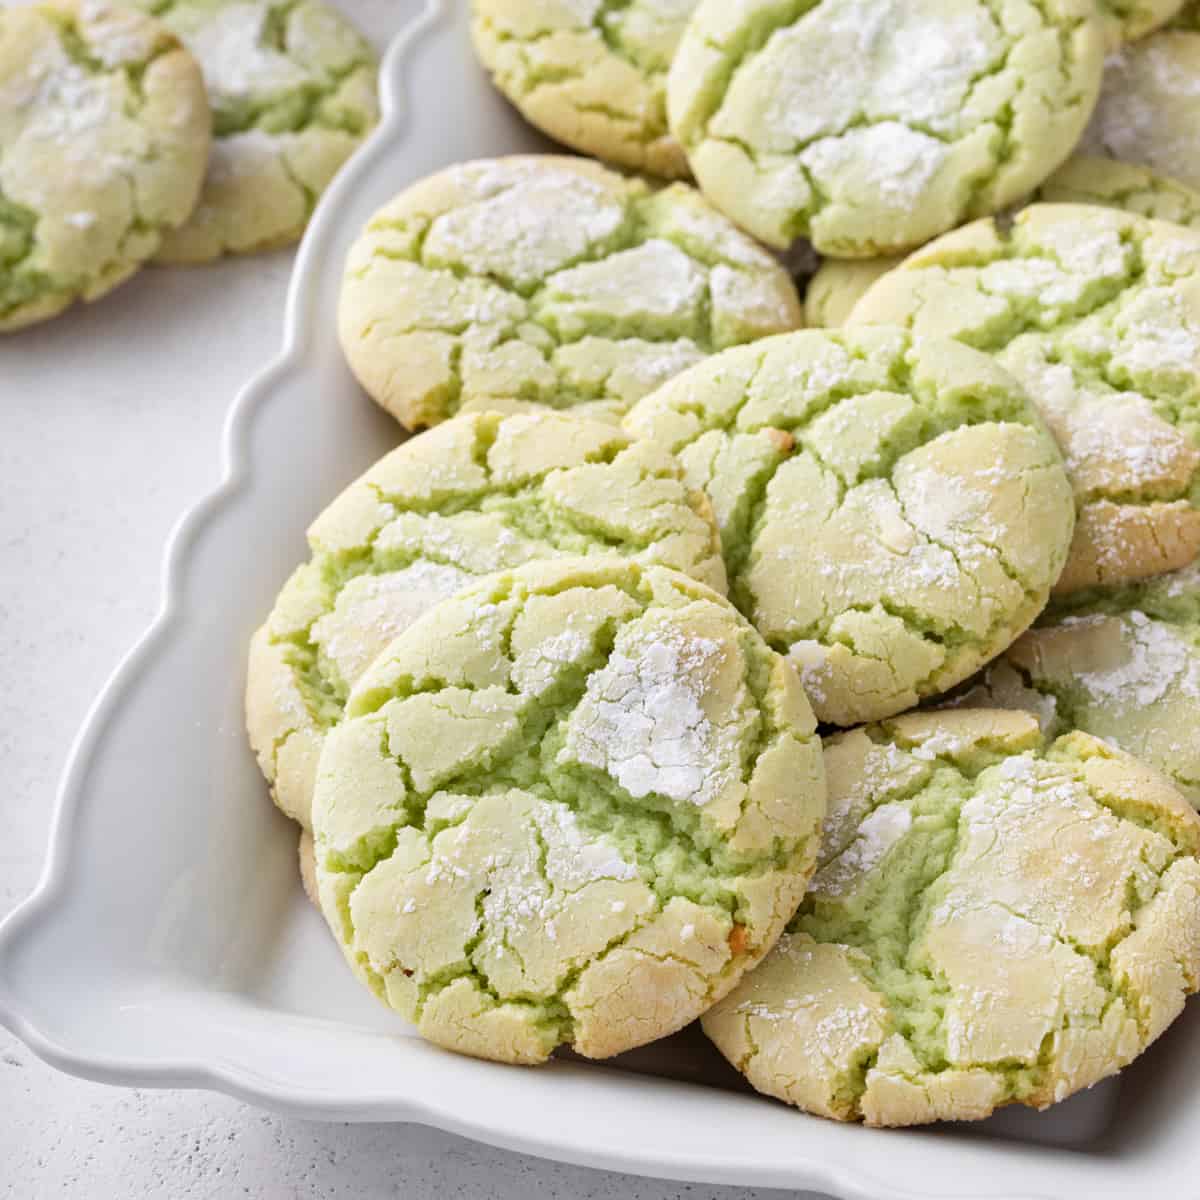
848;204;1200;594
666;0;1105;257
338;155;804;431
1037;155;1200;228
1080;31;1200;194
624;327;1075;727
0;0;210;331
949;562;1200;806
312;557;826;1065
470;0;698;179
128;0;379;262
246;410;727;830
805;257;904;329
703;710;1200;1126
1101;0;1186;43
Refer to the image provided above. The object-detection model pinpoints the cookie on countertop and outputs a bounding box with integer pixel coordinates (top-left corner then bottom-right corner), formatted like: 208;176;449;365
246;410;727;830
947;562;1200;807
312;557;827;1066
624;327;1075;727
0;0;210;331
805;257;904;329
848;204;1200;594
338;156;804;430
129;0;379;262
703;710;1200;1126
1080;30;1200;193
667;0;1105;257
470;0;697;179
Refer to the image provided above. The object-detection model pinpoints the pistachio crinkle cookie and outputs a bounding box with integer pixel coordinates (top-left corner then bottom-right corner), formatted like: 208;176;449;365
805;257;905;329
246;410;727;830
0;0;210;331
470;0;698;179
337;156;804;431
703;710;1200;1126
666;0;1105;258
948;562;1200;806
311;558;826;1065
128;0;379;262
849;204;1200;594
1037;155;1200;228
1080;31;1200;194
624;327;1076;727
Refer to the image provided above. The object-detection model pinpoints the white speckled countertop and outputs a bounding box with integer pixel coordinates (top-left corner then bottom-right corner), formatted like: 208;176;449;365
0;4;819;1195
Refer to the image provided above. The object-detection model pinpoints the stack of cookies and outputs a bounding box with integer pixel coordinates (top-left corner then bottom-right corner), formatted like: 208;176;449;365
247;0;1200;1131
0;0;379;330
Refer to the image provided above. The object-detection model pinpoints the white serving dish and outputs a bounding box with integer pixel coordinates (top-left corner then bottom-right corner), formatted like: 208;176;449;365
2;3;1198;1195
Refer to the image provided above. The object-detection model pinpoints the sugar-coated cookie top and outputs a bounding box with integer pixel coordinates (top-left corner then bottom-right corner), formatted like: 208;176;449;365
246;410;727;830
126;0;379;261
471;0;699;178
1081;31;1200;194
312;557;826;1065
703;710;1200;1126
667;0;1104;256
0;0;210;329
625;326;1075;727
952;561;1200;806
337;156;803;430
1038;155;1200;229
849;204;1200;594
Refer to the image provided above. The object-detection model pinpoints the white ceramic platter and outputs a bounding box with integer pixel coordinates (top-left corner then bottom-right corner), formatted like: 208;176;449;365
3;3;1200;1196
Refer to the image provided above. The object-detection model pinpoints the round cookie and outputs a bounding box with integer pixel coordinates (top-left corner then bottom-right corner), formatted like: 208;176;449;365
947;562;1200;806
470;0;697;179
1037;155;1200;228
848;204;1200;594
311;557;827;1066
666;0;1105;257
805;257;904;329
128;0;379;263
623;327;1076;727
246;410;727;830
1080;31;1200;193
703;710;1200;1126
338;156;803;430
0;0;210;331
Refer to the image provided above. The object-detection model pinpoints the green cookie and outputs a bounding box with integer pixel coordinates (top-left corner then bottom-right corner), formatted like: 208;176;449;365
667;0;1105;257
338;155;803;430
470;0;698;179
127;0;379;262
312;557;826;1065
848;204;1200;594
0;0;210;330
1037;155;1200;228
806;257;904;329
624;327;1075;727
947;562;1200;807
246;410;726;830
1081;30;1200;195
704;711;1200;1126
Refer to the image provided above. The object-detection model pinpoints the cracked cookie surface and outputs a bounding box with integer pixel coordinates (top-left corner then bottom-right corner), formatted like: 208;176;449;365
338;155;804;430
947;562;1200;806
849;204;1200;594
1037;155;1200;227
703;710;1200;1126
246;410;727;830
470;0;698;179
806;257;904;329
311;557;826;1065
0;0;209;330
666;0;1105;257
624;326;1075;727
129;0;378;262
1080;30;1200;194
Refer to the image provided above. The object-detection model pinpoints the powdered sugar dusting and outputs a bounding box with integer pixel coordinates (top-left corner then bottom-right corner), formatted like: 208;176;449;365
811;802;913;898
